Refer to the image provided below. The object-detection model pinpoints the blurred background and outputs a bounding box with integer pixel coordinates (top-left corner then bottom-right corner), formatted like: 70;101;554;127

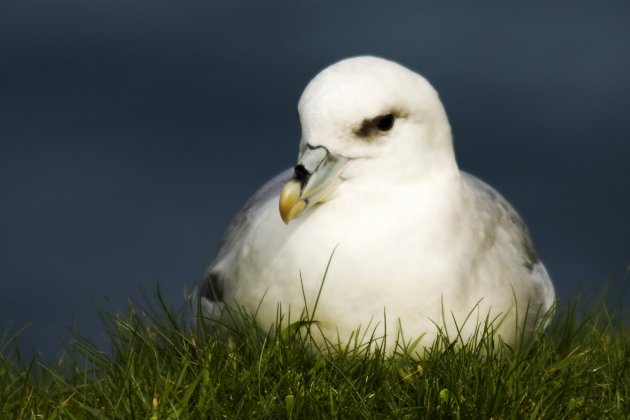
1;0;629;359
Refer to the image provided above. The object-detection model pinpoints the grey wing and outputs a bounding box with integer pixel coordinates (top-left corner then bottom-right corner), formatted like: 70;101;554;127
461;172;555;310
461;172;538;269
194;168;293;317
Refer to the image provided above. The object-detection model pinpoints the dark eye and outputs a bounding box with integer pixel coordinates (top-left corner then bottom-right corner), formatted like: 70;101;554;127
354;112;398;138
376;113;395;131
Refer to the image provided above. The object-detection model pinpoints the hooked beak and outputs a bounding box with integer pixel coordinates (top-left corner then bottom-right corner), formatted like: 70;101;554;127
279;145;348;224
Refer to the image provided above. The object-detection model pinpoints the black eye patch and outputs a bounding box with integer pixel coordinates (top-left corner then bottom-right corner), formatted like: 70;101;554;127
376;114;395;131
355;113;396;138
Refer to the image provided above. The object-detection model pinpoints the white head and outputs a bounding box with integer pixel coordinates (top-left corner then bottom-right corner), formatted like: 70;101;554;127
279;56;458;223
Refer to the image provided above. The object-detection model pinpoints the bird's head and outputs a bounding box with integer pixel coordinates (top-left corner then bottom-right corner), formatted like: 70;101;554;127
279;56;457;224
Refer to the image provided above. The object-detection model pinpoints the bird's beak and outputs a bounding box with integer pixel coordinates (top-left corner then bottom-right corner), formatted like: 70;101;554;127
279;145;348;224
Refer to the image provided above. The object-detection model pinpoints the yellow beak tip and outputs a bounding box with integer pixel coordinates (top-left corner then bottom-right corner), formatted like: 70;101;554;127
281;200;306;224
280;207;292;224
279;180;305;224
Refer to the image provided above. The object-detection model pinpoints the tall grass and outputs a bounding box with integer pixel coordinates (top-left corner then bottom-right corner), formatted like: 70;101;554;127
1;287;628;418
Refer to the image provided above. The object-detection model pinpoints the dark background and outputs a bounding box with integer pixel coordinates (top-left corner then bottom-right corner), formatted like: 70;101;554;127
1;1;629;358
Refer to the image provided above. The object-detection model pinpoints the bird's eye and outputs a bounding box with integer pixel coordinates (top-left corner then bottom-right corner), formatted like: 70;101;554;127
376;114;395;132
355;112;398;138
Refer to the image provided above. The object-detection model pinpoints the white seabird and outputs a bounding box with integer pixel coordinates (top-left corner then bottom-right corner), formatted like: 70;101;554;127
196;56;555;354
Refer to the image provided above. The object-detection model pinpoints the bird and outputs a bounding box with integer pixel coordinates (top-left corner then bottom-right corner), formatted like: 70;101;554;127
195;56;555;355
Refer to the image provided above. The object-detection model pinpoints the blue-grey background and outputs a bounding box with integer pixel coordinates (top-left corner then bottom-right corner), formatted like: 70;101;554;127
1;1;629;358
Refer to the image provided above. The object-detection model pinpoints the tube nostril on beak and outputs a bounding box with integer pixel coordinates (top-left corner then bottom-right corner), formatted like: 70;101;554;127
293;164;311;184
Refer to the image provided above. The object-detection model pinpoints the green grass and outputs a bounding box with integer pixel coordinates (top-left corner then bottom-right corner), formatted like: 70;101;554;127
1;290;628;419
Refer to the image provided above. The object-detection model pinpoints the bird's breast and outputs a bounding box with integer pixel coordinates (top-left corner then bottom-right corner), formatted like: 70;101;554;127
231;186;472;326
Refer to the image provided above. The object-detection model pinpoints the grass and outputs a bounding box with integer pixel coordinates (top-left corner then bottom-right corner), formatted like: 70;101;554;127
1;289;628;419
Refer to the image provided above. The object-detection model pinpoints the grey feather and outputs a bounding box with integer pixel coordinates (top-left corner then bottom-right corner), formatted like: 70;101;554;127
197;168;292;305
461;172;539;271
